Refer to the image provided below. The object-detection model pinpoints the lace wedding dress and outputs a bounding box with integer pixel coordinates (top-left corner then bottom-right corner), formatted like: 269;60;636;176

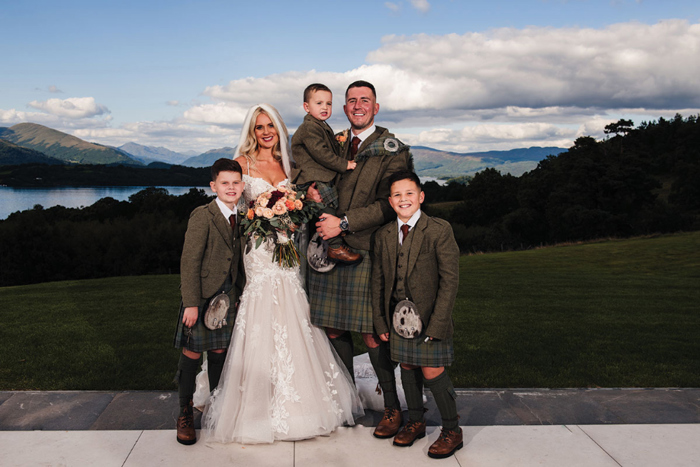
199;175;363;444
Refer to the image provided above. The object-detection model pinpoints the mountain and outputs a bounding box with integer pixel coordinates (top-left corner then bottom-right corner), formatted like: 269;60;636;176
118;142;190;165
0;123;141;166
0;139;65;166
411;146;566;179
182;147;237;167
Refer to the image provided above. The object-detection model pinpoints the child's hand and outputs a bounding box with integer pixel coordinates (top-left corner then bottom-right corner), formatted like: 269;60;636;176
379;333;390;342
347;160;357;171
183;306;199;328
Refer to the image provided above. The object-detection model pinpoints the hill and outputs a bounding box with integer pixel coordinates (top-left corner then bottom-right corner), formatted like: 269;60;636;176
118;142;190;165
0;139;64;166
0;123;141;166
182;146;237;167
412;146;566;179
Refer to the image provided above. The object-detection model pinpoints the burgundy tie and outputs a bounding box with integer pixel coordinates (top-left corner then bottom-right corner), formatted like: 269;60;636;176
400;224;410;244
229;214;237;232
350;136;360;159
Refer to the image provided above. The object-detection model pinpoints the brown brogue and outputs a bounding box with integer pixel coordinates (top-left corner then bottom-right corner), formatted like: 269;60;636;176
393;420;426;447
176;403;196;445
428;427;463;459
373;407;402;439
327;245;363;265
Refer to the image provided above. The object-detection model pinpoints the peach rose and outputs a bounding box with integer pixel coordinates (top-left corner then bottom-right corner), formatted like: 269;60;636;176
262;208;274;219
272;200;287;215
247;208;255;220
255;206;265;217
285;199;295;211
294;199;303;210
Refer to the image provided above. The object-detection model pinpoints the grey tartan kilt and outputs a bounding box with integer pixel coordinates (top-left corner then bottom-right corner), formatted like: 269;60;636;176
297;180;338;211
173;299;236;353
307;247;374;334
390;324;454;367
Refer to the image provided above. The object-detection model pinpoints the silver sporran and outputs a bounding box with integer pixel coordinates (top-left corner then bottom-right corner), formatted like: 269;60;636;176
203;293;230;330
306;231;335;273
393;299;422;339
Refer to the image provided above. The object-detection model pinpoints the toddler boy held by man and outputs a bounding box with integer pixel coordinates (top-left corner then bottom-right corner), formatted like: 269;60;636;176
372;170;463;459
172;158;246;446
291;83;362;267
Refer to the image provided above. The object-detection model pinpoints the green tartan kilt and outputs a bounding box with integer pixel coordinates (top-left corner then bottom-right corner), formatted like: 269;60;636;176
173;299;236;353
307;247;374;334
390;324;454;367
297;180;338;211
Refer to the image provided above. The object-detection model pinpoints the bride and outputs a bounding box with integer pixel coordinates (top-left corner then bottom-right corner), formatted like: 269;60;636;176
199;103;363;444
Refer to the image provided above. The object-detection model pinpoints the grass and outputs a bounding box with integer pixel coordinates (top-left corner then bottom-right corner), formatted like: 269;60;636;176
1;232;698;390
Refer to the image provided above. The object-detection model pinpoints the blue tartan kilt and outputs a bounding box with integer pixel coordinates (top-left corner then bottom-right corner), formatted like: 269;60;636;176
390;324;454;367
307;247;374;334
173;299;236;353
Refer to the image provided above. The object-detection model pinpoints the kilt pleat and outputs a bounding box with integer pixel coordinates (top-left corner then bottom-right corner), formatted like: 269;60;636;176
390;325;454;367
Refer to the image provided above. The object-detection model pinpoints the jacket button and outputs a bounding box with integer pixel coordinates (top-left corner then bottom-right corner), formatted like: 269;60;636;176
400;252;404;257
227;258;231;261
398;264;402;268
398;276;403;281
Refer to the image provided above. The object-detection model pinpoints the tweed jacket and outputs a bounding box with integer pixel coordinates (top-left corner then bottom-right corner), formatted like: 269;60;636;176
336;126;413;250
372;213;460;341
180;199;245;309
291;114;347;185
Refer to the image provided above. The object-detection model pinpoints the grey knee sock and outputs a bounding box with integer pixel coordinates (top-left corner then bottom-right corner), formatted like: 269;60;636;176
329;332;355;383
176;353;200;409
424;371;459;430
207;351;227;392
401;367;425;422
368;343;399;409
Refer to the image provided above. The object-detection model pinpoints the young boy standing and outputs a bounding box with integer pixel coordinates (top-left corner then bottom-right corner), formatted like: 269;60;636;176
371;170;462;459
172;158;246;445
291;83;361;266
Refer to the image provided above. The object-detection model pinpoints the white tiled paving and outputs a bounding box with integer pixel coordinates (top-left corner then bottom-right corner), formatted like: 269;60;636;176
2;425;699;467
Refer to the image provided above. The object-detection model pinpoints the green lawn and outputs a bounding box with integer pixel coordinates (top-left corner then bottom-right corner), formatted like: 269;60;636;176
1;232;699;390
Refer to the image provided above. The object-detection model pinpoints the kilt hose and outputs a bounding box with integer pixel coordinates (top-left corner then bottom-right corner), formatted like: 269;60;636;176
308;247;375;334
390;324;454;367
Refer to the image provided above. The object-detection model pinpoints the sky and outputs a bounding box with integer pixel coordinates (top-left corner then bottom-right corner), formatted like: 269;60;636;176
1;0;699;155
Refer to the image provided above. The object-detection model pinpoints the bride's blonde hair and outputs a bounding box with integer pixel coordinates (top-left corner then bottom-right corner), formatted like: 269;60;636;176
235;104;291;177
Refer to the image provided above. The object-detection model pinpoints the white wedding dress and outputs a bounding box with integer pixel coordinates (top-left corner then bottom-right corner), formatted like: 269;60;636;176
199;175;363;444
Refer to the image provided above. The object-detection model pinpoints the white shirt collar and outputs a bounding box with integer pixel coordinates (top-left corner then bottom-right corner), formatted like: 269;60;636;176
352;124;376;143
215;197;237;220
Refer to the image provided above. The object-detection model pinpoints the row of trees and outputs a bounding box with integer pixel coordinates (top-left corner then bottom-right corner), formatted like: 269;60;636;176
424;114;699;251
1;115;698;286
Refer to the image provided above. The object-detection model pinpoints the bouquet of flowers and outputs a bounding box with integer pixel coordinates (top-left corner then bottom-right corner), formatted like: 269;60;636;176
240;185;322;268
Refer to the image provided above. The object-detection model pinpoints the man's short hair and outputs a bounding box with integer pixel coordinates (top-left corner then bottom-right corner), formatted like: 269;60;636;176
388;170;422;191
304;83;332;103
345;80;376;99
211;158;242;181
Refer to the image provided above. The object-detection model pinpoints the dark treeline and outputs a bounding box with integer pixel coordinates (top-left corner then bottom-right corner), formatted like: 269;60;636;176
1;115;698;286
0;163;210;187
423;114;700;252
0;187;212;286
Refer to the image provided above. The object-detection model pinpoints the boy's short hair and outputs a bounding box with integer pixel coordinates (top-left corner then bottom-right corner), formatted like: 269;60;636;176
304;83;332;103
388;170;422;191
345;80;377;99
211;158;242;181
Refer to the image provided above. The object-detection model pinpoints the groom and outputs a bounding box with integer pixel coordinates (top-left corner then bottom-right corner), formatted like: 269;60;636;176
308;80;413;438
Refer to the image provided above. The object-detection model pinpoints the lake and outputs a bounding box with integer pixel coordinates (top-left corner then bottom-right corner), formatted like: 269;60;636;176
0;186;209;219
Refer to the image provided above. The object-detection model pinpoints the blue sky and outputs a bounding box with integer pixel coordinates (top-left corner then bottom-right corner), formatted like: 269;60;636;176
2;0;699;154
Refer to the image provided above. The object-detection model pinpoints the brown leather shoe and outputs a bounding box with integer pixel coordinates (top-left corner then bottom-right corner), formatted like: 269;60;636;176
428;427;463;459
373;407;402;439
393;420;426;447
327;245;363;265
176;402;196;445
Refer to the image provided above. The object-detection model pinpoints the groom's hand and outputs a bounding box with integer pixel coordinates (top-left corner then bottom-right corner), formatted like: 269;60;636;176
316;214;341;239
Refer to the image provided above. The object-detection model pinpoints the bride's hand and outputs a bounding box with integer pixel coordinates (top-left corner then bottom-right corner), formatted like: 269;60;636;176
306;183;323;203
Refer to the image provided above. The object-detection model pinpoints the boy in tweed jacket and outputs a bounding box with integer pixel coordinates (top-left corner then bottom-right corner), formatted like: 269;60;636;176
372;171;462;459
291;83;361;266
172;158;246;446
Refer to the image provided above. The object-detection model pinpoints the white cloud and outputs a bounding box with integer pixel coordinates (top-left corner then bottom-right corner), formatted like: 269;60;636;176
48;85;63;93
166;100;180;106
28;97;110;119
410;0;430;13
385;2;400;13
